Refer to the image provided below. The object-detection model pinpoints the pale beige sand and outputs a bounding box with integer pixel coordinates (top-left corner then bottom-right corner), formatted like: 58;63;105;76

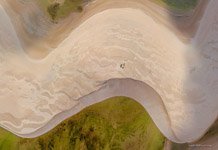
0;0;217;144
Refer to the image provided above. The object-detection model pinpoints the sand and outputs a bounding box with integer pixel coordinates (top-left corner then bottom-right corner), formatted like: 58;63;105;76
0;0;217;144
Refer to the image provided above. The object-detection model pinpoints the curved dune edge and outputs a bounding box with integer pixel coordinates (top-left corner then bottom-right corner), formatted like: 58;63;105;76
0;0;218;144
6;78;177;140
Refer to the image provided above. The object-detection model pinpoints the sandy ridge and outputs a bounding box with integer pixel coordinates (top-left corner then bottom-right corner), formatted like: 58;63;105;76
0;0;217;144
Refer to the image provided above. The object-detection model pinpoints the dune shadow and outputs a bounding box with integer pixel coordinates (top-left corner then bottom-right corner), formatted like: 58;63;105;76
165;0;218;144
0;0;87;59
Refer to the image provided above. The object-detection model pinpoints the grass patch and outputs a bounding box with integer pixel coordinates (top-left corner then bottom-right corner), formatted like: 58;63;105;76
154;0;198;12
0;129;18;150
37;0;84;21
56;0;83;19
0;97;165;150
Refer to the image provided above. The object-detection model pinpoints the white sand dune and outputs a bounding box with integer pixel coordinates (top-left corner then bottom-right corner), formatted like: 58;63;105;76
0;0;217;143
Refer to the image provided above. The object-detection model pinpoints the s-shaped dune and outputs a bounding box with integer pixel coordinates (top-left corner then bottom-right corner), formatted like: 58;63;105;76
0;0;217;143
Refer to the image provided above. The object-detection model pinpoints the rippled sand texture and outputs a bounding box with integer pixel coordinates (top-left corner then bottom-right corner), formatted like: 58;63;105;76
0;0;217;143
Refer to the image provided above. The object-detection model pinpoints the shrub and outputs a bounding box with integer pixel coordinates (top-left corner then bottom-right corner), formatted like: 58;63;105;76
47;2;60;20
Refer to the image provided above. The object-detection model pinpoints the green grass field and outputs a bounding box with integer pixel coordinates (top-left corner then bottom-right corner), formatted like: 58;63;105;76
154;0;198;12
0;97;165;150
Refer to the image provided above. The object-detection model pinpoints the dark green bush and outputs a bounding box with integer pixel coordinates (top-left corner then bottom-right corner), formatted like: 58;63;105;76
47;2;60;20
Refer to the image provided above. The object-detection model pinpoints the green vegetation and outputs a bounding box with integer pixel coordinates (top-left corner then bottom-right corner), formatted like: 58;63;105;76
154;0;198;12
47;2;60;20
0;130;18;150
0;97;165;150
37;0;84;21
